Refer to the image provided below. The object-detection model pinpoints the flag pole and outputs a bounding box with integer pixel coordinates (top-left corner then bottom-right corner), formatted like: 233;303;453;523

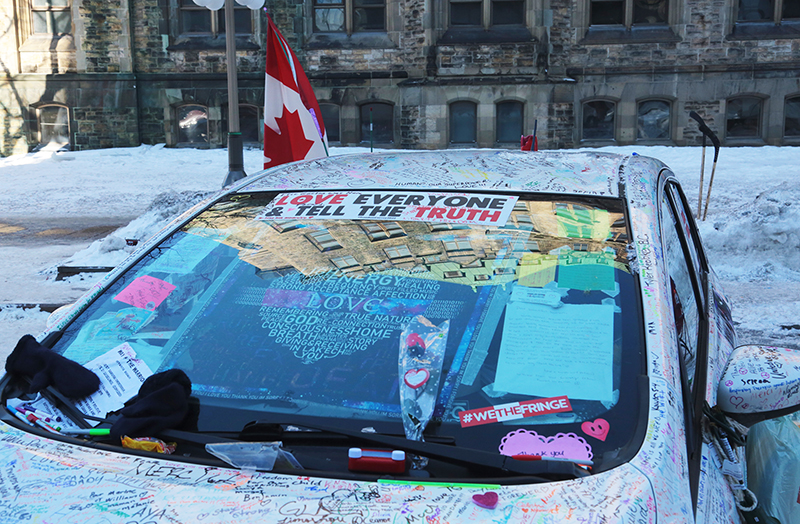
223;0;246;187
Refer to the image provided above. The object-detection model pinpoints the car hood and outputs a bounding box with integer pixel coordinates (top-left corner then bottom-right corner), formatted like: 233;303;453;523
0;421;656;523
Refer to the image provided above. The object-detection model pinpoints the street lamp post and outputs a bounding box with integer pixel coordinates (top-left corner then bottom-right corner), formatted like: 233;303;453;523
223;0;245;187
192;0;264;187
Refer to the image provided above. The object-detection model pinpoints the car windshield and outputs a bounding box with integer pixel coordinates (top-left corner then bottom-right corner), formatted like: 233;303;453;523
49;190;645;478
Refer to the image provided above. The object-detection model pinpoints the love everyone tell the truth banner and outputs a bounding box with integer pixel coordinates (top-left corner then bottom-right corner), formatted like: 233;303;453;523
256;191;519;226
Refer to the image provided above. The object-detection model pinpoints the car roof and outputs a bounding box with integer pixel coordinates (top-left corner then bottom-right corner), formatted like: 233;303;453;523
237;150;632;198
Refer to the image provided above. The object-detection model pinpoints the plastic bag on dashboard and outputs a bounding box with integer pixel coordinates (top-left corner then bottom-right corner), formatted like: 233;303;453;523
398;316;449;443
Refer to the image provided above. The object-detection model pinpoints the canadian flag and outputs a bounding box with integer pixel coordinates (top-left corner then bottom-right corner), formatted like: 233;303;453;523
263;15;328;169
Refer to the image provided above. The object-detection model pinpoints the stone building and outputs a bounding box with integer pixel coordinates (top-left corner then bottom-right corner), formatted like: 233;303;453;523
1;0;799;156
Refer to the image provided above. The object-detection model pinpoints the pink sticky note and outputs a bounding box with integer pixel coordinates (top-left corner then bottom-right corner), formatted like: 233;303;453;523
114;275;176;310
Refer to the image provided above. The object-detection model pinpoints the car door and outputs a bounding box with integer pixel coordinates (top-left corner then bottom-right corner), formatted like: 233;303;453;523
660;175;741;523
659;177;708;509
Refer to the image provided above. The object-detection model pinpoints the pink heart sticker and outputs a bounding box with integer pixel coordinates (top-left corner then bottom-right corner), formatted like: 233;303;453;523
472;492;498;509
581;418;610;441
404;369;430;389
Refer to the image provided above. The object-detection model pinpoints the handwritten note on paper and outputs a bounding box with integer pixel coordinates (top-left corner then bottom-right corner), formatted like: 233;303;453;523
75;343;153;422
114;275;176;310
495;302;614;402
518;253;557;288
63;307;156;364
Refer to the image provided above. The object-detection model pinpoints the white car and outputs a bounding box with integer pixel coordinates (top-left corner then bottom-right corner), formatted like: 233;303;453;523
2;149;797;523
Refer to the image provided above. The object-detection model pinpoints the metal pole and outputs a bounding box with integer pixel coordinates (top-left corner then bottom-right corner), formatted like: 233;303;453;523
223;0;246;187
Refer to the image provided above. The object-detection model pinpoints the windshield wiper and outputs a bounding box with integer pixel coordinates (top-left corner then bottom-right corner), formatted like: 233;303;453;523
241;419;590;480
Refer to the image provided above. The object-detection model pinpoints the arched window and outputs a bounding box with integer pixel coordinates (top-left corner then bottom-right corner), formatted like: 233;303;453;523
496;101;524;143
637;100;671;140
582;100;615;140
360;102;393;143
450;101;477;144
320;103;341;143
176;104;209;146
36;104;70;149
726;96;762;138
784;96;800;137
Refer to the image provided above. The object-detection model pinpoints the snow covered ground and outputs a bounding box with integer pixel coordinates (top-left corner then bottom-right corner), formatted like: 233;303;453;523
1;144;799;362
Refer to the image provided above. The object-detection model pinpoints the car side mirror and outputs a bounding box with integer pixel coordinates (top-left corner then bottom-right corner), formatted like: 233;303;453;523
717;345;800;426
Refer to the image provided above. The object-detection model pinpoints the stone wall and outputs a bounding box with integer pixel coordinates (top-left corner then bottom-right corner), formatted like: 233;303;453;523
547;102;575;150
73;107;138;149
77;0;132;73
436;43;538;76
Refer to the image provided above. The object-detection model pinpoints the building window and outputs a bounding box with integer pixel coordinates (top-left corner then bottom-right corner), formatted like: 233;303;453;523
582;100;616;140
637;100;671;140
179;0;251;36
785;96;800;137
726;97;762;138
331;255;360;269
360;102;393;143
176;104;209;145
590;0;668;26
385;245;412;259
313;0;386;33
450;0;524;27
496;101;523;143
307;229;342;251
223;104;261;144
31;0;71;35
443;237;473;252
450;101;477;144
737;0;799;21
320;104;340;142
36;104;70;148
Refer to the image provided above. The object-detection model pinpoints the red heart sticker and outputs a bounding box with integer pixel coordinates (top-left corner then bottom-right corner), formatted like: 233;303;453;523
403;369;430;389
472;491;499;509
581;418;610;441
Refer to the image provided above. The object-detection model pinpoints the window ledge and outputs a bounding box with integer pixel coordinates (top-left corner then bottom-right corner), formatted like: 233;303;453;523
580;139;618;146
723;137;765;146
307;33;395;49
580;26;680;44
19;34;75;52
727;21;800;40
635;139;675;146
168;35;260;51
439;27;535;44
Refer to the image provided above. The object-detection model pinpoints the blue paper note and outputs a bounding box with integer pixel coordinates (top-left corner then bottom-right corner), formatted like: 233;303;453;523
495;301;614;402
